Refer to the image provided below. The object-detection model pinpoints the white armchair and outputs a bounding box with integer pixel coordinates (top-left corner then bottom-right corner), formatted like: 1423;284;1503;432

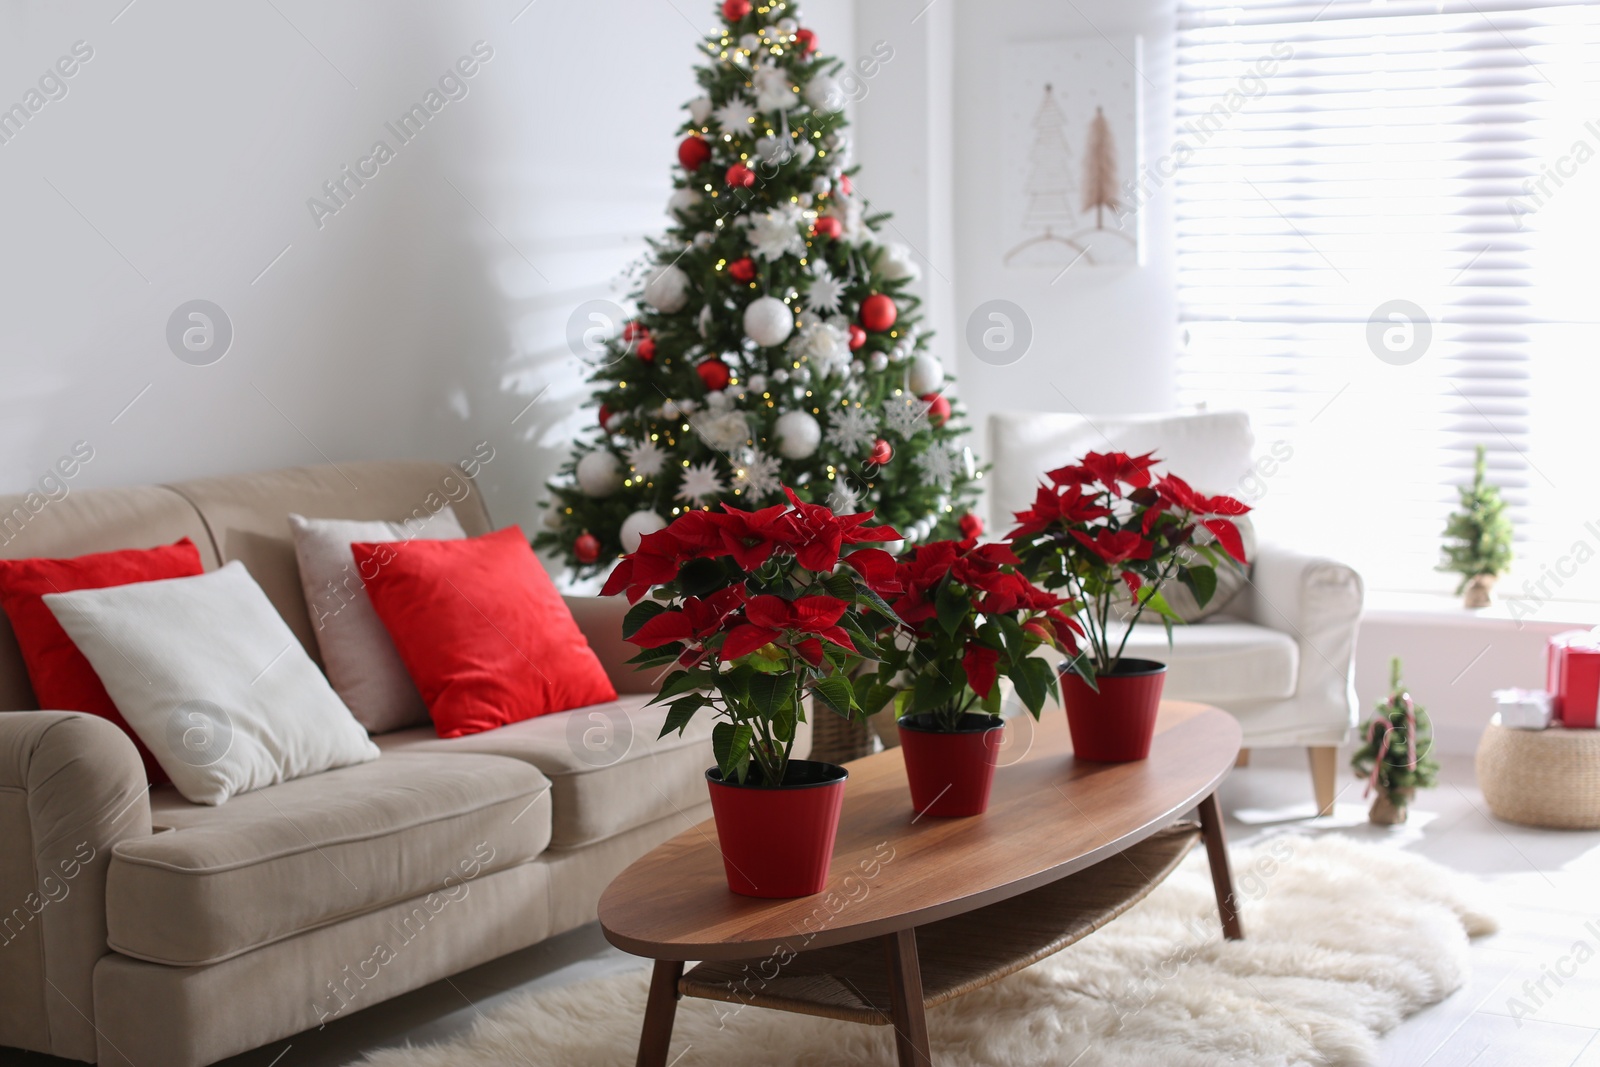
987;411;1363;814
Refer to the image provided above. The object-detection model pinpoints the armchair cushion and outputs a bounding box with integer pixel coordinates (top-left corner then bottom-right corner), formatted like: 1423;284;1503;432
1116;621;1298;705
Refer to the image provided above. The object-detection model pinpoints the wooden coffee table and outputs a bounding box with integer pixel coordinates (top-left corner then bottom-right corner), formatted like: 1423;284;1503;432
599;701;1243;1067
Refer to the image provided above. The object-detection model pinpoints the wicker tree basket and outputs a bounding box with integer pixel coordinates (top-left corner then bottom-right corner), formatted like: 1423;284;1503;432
1476;715;1600;830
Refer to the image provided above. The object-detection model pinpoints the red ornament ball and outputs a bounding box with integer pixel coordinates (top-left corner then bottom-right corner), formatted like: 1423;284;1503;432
868;438;893;465
958;512;984;540
728;257;756;283
598;403;612;429
859;293;897;332
794;27;817;54
840;173;853;195
622;320;647;342
812;216;842;240
726;163;756;188
722;0;751;20
920;392;951;427
678;135;710;171
574;532;601;565
696;359;731;392
636;336;656;362
847;324;867;351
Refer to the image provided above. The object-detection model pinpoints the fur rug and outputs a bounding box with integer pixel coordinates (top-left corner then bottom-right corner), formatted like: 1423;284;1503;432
351;836;1496;1067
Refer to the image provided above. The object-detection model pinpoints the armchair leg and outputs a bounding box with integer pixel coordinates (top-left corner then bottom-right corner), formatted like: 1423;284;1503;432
1307;746;1338;816
1235;748;1250;768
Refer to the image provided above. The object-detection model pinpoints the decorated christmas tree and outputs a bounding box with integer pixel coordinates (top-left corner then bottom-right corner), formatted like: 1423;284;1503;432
1437;444;1513;607
536;0;980;574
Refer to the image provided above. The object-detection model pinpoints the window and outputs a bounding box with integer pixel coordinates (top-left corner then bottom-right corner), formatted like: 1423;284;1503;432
1174;0;1600;606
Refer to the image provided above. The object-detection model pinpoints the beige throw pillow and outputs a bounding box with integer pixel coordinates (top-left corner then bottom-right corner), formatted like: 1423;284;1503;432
288;508;467;733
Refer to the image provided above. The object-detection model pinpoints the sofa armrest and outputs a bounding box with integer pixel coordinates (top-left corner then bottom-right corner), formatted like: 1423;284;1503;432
564;595;660;695
0;712;151;1062
1240;543;1365;735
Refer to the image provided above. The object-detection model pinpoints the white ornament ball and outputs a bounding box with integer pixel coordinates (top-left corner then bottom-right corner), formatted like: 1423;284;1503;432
576;450;623;498
806;75;844;112
811;176;832;195
693;231;714;250
667;187;702;219
797;192;814;208
771;368;790;384
740;33;760;51
643;264;691;313
743;295;794;347
688;96;712;125
747;373;768;393
775;410;822;460
777;17;797;32
604;413;625;433
620;510;668;553
696;304;713;338
908;353;945;395
869;352;889;372
542;506;563;530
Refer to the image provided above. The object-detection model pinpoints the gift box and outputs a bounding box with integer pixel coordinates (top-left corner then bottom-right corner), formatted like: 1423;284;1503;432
1493;688;1552;730
1548;630;1600;728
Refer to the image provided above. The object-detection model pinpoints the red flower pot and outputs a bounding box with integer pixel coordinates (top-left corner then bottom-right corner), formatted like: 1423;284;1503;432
897;713;1005;817
705;760;848;897
1060;659;1167;762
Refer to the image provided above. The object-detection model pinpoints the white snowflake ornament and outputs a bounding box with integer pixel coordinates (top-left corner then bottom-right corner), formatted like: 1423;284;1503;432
883;395;932;438
733;448;783;501
625;440;667;478
827;481;862;514
676;460;727;505
803;263;845;315
825;405;879;455
913;445;962;488
712;96;757;136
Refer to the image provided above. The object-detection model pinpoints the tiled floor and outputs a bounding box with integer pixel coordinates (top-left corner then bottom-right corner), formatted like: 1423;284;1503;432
5;747;1598;1067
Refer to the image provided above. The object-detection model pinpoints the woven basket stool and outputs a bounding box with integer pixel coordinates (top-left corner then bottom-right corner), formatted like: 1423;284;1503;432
1476;714;1600;830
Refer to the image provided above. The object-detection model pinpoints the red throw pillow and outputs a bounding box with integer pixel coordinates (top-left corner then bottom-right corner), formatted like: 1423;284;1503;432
0;538;206;785
352;526;617;738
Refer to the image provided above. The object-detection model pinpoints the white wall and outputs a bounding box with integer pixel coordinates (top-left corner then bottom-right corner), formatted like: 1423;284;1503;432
0;0;851;545
949;0;1178;429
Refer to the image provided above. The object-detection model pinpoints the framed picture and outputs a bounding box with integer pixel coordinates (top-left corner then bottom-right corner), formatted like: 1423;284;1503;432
1002;35;1143;270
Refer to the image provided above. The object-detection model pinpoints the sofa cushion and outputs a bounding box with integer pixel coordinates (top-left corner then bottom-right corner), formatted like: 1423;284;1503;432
1115;621;1298;705
106;752;551;966
375;693;714;849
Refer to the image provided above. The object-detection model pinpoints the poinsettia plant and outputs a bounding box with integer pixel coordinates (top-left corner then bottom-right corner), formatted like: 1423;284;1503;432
603;488;901;786
858;538;1083;731
1006;451;1252;681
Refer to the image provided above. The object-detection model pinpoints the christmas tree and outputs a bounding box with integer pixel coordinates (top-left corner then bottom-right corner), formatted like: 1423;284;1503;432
537;0;980;574
1350;658;1439;824
1437;444;1513;606
1081;106;1118;230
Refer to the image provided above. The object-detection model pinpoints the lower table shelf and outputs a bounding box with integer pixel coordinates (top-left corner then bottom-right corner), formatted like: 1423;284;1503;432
679;822;1202;1025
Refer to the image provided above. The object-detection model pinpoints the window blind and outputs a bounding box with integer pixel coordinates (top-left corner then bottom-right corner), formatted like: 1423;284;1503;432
1174;0;1600;606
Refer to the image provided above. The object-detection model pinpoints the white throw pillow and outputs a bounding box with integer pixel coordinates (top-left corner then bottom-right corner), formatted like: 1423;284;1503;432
44;561;379;805
288;508;467;733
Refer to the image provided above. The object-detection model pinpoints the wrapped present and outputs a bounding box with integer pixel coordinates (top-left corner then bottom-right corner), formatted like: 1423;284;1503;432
1548;630;1600;728
1493;688;1552;730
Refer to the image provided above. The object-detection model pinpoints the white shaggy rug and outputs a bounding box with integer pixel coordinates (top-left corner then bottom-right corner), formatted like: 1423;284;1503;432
351;836;1496;1067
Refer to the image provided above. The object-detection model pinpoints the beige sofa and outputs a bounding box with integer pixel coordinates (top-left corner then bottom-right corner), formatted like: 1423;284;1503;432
0;461;795;1067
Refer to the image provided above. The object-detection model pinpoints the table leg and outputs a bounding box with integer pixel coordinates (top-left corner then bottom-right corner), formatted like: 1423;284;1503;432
883;928;933;1067
1198;791;1244;940
635;959;684;1067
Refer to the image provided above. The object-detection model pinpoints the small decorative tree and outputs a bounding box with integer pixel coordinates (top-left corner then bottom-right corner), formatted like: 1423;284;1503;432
1081;105;1118;230
1351;658;1439;825
1437;444;1513;608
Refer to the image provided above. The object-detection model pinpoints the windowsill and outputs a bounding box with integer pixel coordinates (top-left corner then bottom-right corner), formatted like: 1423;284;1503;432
1361;589;1599;632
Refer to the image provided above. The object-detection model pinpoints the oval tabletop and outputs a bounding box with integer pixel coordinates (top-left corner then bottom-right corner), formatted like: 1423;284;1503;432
599;701;1241;962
